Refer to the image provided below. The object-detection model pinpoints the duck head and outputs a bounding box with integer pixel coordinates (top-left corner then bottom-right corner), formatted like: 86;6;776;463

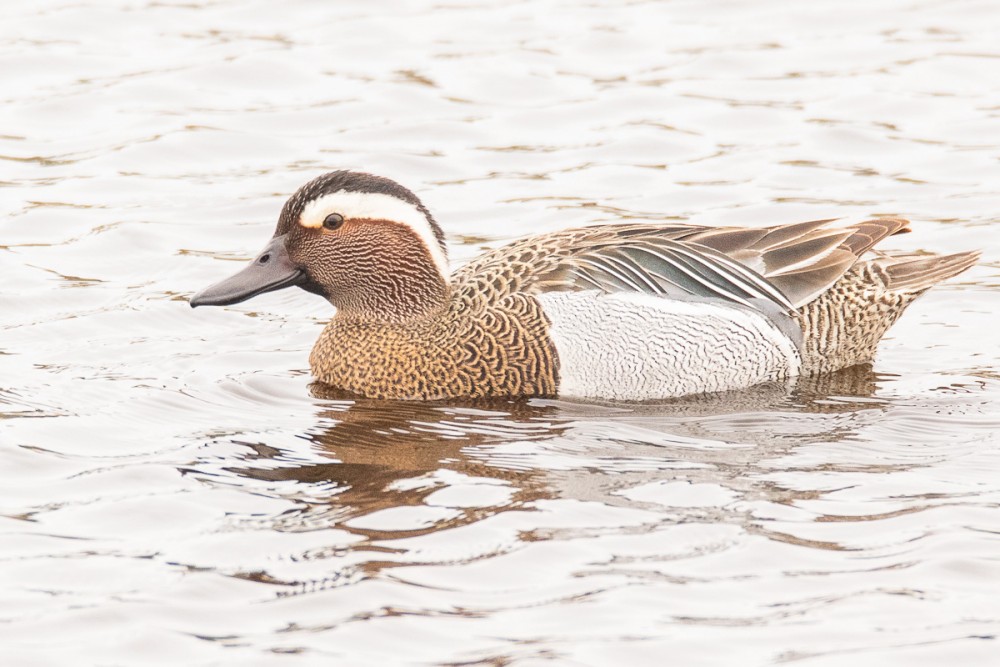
190;171;450;321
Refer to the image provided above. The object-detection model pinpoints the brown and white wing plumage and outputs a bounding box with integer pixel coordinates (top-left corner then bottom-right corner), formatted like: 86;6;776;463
455;217;912;312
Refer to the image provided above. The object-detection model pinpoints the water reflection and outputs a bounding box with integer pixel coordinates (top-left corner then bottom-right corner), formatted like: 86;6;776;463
229;396;558;535
222;366;885;544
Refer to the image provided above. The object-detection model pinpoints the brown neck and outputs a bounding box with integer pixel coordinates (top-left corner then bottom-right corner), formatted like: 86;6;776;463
324;222;450;323
334;267;450;323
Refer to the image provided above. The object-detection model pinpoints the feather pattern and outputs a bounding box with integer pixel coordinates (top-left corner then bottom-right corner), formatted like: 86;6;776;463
458;217;914;316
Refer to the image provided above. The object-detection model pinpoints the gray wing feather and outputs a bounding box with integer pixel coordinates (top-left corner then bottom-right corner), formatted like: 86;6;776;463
522;218;913;314
563;239;797;313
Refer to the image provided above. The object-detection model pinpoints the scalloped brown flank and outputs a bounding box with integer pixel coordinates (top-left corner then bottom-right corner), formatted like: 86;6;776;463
309;290;559;400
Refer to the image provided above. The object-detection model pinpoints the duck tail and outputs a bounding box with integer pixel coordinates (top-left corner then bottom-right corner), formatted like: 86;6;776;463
796;248;978;374
879;250;981;293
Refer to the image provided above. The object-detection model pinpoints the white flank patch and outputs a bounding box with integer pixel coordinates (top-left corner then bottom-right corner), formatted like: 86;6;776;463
298;191;450;279
539;290;802;400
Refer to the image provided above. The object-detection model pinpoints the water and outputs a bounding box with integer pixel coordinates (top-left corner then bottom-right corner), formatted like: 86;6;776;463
2;0;999;664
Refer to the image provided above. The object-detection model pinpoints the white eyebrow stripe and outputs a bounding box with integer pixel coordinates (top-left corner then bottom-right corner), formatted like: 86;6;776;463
299;191;450;279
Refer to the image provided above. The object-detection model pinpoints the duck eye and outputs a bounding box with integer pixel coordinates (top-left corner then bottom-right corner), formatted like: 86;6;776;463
322;213;344;230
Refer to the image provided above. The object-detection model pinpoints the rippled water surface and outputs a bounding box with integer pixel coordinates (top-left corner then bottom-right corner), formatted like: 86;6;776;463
3;1;1000;664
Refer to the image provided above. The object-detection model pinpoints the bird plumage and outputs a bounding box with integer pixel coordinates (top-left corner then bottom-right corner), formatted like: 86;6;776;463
191;171;978;401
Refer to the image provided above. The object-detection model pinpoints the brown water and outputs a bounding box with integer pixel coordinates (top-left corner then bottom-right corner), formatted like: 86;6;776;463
2;1;1000;665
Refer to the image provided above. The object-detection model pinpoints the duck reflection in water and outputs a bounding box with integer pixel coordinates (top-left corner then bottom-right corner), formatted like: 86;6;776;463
223;365;885;543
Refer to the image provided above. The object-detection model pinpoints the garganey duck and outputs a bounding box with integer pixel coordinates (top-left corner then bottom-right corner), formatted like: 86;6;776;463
191;171;978;401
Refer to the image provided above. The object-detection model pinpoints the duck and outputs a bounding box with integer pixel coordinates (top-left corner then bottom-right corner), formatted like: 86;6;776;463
190;170;978;401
